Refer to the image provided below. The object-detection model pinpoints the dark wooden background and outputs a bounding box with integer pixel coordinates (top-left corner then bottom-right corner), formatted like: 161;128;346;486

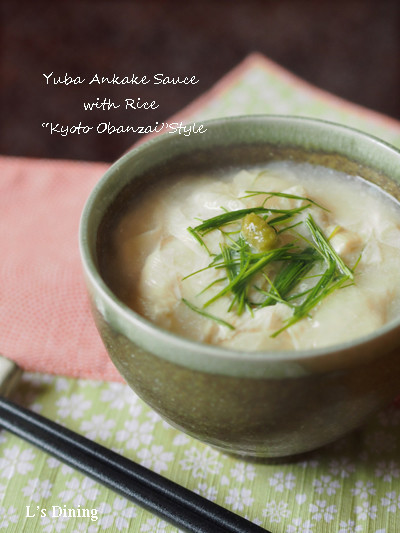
1;1;399;162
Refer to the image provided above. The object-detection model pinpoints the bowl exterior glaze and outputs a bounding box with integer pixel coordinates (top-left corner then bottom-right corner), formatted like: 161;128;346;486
80;116;400;458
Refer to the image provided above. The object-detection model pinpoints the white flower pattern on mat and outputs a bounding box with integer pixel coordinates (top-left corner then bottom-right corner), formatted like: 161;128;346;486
0;445;35;478
355;501;377;520
22;373;54;387
295;494;307;505
80;414;116;441
220;475;230;486
312;475;341;496
350;480;376;499
41;513;68;532
97;497;137;530
57;477;99;507
298;459;319;469
73;524;98;533
194;483;218;502
381;491;400;512
46;457;74;475
56;394;91;420
225;487;254;511
31;402;43;413
375;461;400;482
140;516;169;532
116;419;154;450
286;517;314;533
137;445;174;474
22;478;53;501
269;472;296;492
3;375;400;532
262;500;291;523
329;458;355;478
229;462;256;482
179;447;222;478
100;383;141;413
244;515;263;526
55;378;70;392
145;410;164;424
309;500;337;522
338;519;363;533
172;433;190;446
0;506;18;529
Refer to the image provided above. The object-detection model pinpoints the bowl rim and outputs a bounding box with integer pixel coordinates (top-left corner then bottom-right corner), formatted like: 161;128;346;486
79;114;400;373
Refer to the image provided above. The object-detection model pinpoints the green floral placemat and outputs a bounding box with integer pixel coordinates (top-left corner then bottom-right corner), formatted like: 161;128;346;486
182;53;400;150
1;372;399;532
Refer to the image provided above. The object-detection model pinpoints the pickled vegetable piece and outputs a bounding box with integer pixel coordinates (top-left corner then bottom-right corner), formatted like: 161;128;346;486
241;213;277;251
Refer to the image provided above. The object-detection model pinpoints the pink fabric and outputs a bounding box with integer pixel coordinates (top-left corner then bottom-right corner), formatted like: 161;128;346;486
0;157;121;380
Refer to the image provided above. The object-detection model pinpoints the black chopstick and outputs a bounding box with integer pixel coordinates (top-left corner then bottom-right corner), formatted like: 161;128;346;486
0;396;271;533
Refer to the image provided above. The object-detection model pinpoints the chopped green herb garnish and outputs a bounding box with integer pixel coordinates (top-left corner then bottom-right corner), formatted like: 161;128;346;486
271;260;349;337
306;214;354;279
258;247;320;308
203;243;295;310
192;205;310;235
182;298;235;330
182;189;359;337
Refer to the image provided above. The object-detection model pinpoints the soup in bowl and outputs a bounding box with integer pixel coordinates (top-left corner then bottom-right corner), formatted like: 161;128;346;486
79;116;400;458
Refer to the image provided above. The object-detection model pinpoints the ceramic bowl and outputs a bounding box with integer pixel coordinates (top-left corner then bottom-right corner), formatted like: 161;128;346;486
79;115;400;458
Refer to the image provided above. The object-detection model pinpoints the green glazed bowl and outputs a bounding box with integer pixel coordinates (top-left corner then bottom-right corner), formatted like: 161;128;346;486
79;115;400;458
